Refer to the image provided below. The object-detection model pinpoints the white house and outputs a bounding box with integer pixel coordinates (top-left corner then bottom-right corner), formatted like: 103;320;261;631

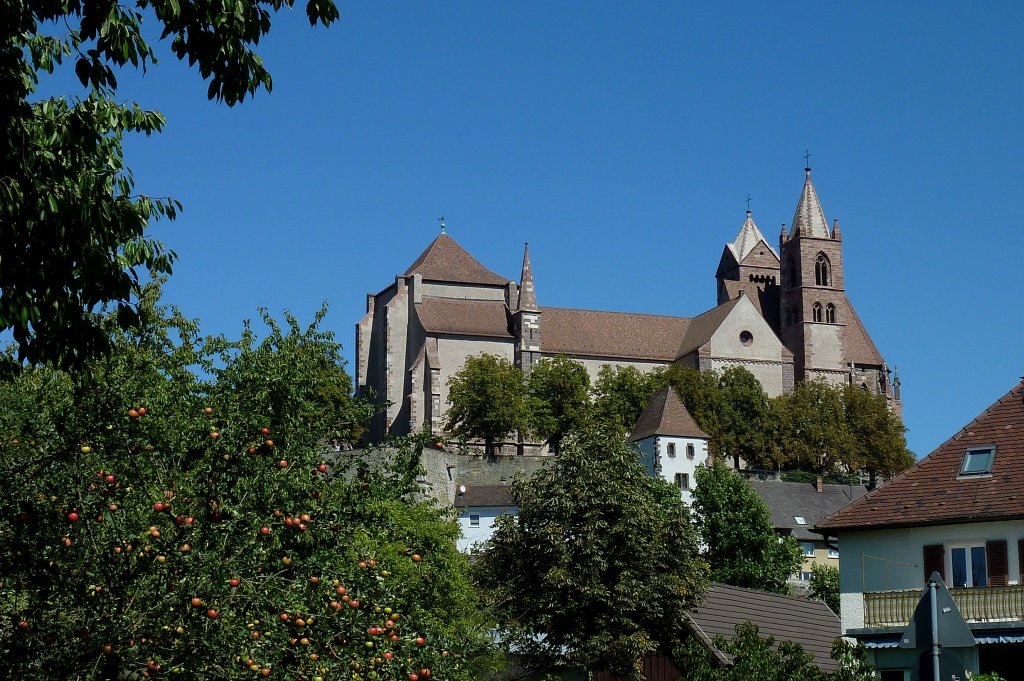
628;387;710;505
454;484;517;553
817;379;1024;681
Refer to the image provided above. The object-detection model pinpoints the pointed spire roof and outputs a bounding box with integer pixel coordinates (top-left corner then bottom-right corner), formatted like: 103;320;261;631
790;168;831;238
629;387;709;442
727;211;779;262
404;233;510;286
517;243;539;312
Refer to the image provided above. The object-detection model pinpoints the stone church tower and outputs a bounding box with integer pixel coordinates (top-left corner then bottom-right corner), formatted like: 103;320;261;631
512;244;541;373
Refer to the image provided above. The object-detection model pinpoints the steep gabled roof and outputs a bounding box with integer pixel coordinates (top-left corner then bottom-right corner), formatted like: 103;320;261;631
748;479;868;541
790;169;832;239
453;484;515;508
843;297;884;366
629;387;708;441
728;211;779;263
517;244;539;312
675;296;743;358
687;583;841;671
415;299;512;338
404;234;511;286
818;381;1024;532
540;307;690;361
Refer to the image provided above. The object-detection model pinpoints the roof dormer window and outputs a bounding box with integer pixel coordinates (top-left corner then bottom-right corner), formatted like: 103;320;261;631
959;446;996;478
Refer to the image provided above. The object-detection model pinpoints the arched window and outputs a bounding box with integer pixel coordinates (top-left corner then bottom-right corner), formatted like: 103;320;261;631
787;256;800;287
812;302;823;322
815;253;831;286
825;303;836;324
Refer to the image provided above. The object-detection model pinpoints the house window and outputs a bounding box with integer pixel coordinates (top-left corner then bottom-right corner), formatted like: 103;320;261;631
686;443;695;459
815;253;831;286
794;516;807;526
667;442;676;458
828;546;840;559
960;446;995;477
675;473;689;491
798;571;813;581
812;302;823;322
878;671;910;681
469;514;480;528
825;303;836;324
801;542;815;558
950;545;987;587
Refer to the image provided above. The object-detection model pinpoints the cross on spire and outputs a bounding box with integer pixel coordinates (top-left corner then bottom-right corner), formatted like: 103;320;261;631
437;216;446;234
804;150;812;171
745;194;752;213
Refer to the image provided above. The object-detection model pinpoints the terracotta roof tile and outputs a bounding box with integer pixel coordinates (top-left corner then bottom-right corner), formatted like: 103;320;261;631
404;234;510;286
818;382;1024;532
676;297;742;358
688;583;841;671
540;307;690;361
629;387;709;441
415;299;512;338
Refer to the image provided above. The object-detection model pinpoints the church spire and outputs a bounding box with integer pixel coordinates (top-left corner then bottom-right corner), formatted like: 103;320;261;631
517;242;539;312
791;167;831;238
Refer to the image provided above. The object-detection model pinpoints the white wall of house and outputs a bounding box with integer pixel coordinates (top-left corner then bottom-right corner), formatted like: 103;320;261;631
834;520;1024;630
456;505;518;553
633;435;708;506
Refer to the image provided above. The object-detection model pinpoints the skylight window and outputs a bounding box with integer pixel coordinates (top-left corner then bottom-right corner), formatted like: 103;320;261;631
794;516;807;525
959;446;996;477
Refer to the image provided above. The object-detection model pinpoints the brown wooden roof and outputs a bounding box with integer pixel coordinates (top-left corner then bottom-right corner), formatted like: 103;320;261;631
818;381;1024;532
687;583;841;671
629;387;708;441
415;299;512;338
404;234;511;286
539;307;690;361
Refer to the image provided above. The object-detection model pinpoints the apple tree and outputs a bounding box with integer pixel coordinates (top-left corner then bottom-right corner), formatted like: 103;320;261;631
473;422;708;681
0;286;494;680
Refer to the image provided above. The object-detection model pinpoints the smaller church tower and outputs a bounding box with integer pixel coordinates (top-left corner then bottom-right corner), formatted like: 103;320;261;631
629;387;710;505
779;167;847;384
715;209;782;335
513;243;542;373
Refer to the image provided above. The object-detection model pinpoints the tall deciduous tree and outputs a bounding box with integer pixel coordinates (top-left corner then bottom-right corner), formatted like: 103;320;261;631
2;0;339;370
445;354;526;455
0;286;493;679
842;385;914;482
774;379;852;474
525;355;592;453
715;367;778;468
592;364;659;435
474;423;708;681
692;460;803;594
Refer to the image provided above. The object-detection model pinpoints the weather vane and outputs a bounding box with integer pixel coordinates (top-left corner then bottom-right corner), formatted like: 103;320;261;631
438;216;446;234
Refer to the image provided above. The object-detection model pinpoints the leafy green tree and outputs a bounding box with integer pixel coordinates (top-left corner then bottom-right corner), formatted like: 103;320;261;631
474;423;708;681
774;379;852;474
715;367;778;469
592;364;659;435
525;355;591;453
673;622;827;681
445;354;526;455
2;0;339;369
842;385;914;483
660;364;724;438
809;563;840;614
0;286;493;680
692;460;803;594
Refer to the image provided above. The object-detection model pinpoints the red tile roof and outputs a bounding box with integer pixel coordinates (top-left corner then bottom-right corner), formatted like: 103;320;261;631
415;299;512;338
818;381;1024;532
629;387;708;441
404;234;511;286
676;297;742;358
539;307;690;361
843;297;884;366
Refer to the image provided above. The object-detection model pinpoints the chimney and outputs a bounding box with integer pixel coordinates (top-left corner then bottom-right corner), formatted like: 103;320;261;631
815;475;824;493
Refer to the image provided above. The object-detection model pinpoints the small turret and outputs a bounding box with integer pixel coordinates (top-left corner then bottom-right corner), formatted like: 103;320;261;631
832;218;842;241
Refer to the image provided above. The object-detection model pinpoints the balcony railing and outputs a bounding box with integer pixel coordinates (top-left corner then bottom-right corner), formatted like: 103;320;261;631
864;585;1024;628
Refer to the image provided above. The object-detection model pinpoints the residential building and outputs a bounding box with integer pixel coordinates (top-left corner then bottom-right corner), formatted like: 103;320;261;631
355;167;899;443
748;476;867;585
628;387;710;504
817;379;1024;680
453;483;516;553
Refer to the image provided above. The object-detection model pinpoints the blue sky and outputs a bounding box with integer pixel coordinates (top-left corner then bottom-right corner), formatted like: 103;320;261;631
35;2;1024;457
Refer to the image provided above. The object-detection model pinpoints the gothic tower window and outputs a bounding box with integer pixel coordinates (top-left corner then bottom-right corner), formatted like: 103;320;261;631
825;303;836;324
787;256;800;287
815;253;831;286
812;302;823;322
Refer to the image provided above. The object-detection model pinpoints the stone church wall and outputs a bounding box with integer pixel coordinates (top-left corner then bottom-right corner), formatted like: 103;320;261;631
420;282;507;301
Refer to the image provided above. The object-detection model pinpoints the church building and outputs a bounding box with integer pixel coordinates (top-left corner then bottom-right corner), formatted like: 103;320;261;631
356;168;900;444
